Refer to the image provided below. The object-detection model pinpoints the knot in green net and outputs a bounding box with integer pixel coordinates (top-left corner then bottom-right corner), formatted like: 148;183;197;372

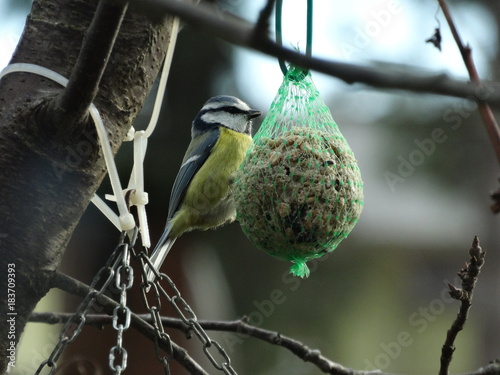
234;66;364;278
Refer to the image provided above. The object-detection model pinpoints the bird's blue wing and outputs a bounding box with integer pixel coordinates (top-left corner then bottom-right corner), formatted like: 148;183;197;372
167;127;220;219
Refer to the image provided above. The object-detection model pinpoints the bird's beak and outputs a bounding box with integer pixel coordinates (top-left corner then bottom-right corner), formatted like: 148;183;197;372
247;109;262;119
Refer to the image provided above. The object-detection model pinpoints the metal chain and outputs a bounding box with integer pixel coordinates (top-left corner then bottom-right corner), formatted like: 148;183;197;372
36;229;235;375
133;251;174;375
133;248;237;375
157;272;237;375
109;231;135;374
34;233;128;375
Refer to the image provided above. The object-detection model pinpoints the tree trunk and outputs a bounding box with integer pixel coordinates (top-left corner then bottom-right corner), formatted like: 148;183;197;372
0;0;176;372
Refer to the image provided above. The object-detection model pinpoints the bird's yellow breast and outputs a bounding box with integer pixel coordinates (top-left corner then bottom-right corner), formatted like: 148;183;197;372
170;127;252;236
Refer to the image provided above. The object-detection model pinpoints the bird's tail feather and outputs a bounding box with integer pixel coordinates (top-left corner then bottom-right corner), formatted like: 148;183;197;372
146;222;177;284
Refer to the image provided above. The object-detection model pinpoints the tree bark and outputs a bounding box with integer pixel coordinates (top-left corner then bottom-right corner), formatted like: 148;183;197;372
0;0;176;372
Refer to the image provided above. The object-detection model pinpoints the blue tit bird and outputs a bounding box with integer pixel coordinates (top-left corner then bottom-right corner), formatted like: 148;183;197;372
146;95;262;283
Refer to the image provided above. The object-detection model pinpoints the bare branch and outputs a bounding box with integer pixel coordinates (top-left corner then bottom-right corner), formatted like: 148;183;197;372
490;185;500;213
439;236;486;375
32;297;497;375
254;0;276;37
437;0;500;166
30;311;364;375
57;0;129;127
460;362;500;375
121;0;500;106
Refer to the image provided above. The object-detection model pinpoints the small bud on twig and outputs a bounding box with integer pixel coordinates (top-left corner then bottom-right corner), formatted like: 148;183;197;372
448;283;466;301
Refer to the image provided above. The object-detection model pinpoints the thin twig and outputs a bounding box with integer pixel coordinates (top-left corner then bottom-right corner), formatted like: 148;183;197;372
439;236;486;375
122;0;500;106
254;0;276;37
460;361;500;375
50;272;209;375
490;184;500;213
29;312;362;375
32;306;499;375
437;0;500;166
203;318;356;375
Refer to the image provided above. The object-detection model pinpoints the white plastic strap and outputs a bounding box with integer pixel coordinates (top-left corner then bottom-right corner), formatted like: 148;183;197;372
0;63;135;231
131;131;150;247
144;17;180;138
120;16;180;246
91;194;122;229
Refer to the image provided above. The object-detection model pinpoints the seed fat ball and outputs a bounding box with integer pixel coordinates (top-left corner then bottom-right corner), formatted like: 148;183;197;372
234;127;363;273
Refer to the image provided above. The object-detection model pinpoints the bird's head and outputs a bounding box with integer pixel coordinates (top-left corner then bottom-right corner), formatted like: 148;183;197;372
192;95;262;137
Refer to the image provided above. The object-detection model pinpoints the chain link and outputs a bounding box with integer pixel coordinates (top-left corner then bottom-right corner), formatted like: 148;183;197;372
109;344;128;374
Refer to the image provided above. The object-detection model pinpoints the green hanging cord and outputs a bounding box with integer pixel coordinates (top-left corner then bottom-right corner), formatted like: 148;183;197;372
275;0;287;76
305;0;313;59
275;0;313;79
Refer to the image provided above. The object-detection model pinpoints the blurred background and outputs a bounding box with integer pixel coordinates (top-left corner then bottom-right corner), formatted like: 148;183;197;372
2;0;500;374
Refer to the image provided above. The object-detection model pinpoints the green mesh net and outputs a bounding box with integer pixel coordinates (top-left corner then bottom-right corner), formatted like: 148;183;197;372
234;66;364;277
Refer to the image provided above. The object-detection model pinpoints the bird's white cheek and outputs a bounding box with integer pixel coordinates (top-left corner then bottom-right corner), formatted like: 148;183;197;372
201;112;243;130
